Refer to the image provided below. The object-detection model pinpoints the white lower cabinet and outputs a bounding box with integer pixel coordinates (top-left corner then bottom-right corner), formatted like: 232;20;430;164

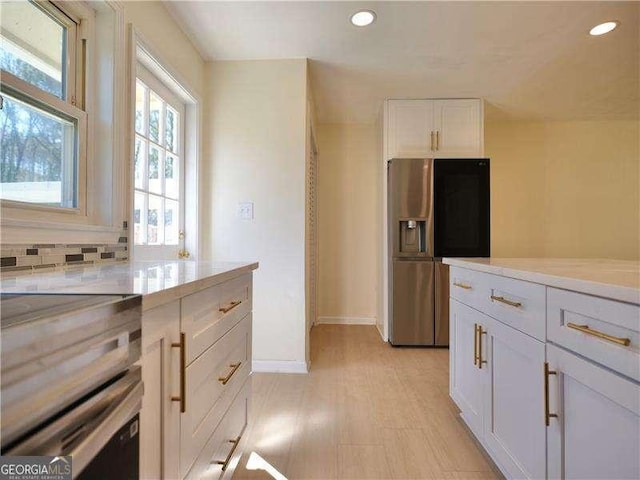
484;316;546;480
449;265;640;480
450;298;545;479
139;301;181;480
139;272;254;480
185;378;251;480
450;299;487;437
180;314;252;478
546;344;640;480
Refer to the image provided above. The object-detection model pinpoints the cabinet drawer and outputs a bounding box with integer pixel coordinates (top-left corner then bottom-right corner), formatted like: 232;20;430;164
185;378;251;480
450;267;546;340
180;313;252;478
483;274;546;341
547;288;640;382
449;266;488;311
181;273;252;364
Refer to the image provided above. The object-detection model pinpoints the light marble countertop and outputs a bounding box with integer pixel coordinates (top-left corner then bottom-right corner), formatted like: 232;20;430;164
443;258;640;304
0;260;259;311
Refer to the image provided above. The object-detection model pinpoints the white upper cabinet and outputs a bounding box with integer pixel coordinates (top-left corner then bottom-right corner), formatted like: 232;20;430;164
386;98;483;159
387;100;435;159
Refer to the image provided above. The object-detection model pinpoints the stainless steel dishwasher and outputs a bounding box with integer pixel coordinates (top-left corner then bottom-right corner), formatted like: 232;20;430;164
1;293;143;480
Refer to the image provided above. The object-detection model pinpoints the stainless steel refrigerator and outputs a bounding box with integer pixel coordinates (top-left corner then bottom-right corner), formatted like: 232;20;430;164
388;158;490;346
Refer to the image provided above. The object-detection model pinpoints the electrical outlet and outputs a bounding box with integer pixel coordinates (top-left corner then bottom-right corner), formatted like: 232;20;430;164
238;202;254;220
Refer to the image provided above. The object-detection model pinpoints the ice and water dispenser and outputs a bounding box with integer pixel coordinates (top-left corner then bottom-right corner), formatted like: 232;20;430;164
398;219;427;256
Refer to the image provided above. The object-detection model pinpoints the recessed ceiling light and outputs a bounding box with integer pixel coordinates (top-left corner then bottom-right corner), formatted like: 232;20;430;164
589;21;619;36
350;10;376;27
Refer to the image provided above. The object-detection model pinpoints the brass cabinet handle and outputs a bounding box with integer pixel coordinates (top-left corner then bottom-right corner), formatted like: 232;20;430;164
171;332;186;413
477;325;487;369
473;323;479;366
430;131;435;151
490;295;522;308
435;131;440;151
219;300;242;314
567;322;631;347
454;282;472;290
544;362;558;426
218;362;242;385
213;435;242;471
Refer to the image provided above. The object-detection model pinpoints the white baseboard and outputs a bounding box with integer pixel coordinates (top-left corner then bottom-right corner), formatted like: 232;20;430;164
375;322;387;341
316;316;376;325
252;360;309;374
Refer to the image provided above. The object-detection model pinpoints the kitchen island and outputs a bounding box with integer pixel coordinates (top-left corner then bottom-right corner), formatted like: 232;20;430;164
1;260;258;480
444;257;639;480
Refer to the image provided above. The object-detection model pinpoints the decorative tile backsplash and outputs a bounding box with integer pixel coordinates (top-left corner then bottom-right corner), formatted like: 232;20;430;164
0;237;128;274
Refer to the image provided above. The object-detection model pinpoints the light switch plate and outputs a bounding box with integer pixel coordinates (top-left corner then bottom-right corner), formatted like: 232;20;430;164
238;202;254;220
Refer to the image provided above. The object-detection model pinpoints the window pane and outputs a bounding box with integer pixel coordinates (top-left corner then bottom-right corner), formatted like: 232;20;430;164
149;92;162;144
134;137;146;190
148;146;162;194
0;93;76;207
0;2;65;98
134;191;146;245
147;194;163;245
135;82;146;135
165;107;177;153
165;154;178;199
165;199;178;245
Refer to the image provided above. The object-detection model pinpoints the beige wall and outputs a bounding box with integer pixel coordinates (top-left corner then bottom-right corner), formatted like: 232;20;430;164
487;120;640;260
317;124;379;321
320;118;639;324
204;60;309;368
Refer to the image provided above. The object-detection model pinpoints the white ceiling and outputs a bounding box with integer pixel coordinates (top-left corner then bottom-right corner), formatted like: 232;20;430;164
165;1;639;124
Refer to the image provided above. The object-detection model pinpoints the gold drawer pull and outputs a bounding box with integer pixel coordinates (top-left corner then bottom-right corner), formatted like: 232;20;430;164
454;282;472;290
567;322;631;347
219;300;242;314
490;295;522;308
544;362;558;426
171;332;186;413
218;362;242;385
213;435;242;471
477;324;487;369
473;323;479;366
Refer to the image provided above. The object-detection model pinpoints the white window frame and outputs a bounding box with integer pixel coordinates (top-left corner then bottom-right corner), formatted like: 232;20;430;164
133;64;185;255
0;0;88;214
130;35;200;261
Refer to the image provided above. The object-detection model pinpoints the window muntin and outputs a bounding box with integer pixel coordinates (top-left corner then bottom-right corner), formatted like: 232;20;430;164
0;0;83;209
133;78;182;246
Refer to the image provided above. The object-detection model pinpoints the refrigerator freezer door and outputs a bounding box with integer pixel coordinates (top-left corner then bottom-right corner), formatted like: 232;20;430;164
434;261;450;346
390;259;435;346
388;158;434;257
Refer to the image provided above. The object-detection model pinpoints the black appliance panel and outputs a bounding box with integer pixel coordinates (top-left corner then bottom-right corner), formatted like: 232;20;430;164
434;159;490;257
77;414;139;480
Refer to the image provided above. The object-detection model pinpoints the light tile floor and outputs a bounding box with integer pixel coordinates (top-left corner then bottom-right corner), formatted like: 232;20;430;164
233;325;501;480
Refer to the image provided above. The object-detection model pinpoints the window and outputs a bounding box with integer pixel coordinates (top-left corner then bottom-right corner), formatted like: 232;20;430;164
133;68;184;247
0;0;86;209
